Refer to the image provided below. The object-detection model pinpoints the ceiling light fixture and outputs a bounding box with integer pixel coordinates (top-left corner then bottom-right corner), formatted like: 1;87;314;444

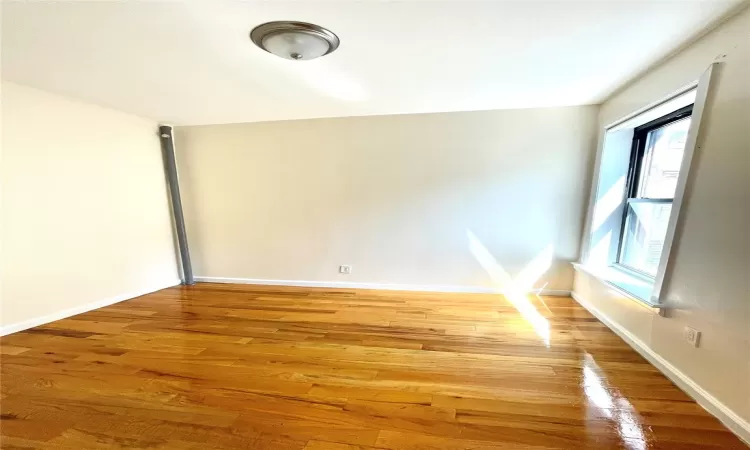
250;21;339;61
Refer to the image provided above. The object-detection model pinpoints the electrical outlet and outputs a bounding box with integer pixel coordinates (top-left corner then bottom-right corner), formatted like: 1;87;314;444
684;326;701;348
339;265;352;275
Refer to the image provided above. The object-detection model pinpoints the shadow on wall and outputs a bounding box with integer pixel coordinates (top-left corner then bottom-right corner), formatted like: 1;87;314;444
467;229;553;347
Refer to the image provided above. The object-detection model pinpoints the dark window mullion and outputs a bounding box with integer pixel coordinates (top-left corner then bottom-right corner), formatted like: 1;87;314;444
627;198;673;204
627;132;648;199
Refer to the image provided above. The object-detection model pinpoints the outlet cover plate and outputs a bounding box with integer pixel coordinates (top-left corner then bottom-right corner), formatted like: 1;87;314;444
684;326;701;348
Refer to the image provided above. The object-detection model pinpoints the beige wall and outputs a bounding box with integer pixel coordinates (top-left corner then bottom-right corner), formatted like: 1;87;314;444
575;6;750;434
1;82;179;330
176;106;598;292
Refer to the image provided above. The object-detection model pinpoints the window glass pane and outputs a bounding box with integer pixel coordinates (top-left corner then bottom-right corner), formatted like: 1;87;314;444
619;202;673;276
638;117;691;199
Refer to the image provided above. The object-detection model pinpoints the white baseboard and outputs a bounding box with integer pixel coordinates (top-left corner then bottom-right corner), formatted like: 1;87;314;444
0;279;181;336
194;276;571;297
571;291;750;446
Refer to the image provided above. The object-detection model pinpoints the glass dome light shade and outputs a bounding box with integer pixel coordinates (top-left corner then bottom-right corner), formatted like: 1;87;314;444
251;21;340;61
261;30;330;60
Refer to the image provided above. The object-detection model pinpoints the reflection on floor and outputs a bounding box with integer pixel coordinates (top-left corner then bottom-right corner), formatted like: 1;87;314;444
1;283;746;449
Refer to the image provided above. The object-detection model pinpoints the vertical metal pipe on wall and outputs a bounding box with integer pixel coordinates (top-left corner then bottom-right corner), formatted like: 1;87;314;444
159;125;195;285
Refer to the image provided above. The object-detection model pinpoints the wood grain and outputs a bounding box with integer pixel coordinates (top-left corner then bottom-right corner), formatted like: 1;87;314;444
0;283;745;449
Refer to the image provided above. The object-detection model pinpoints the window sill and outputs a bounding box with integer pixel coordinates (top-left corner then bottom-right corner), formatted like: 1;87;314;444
572;262;661;313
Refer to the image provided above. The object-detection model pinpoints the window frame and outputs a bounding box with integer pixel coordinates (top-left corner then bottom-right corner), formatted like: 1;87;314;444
614;104;694;278
578;62;716;310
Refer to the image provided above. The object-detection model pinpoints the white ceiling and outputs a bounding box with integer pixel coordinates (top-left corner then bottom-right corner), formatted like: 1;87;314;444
1;1;744;125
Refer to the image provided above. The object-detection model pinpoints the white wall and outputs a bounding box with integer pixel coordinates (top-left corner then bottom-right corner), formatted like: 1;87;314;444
1;82;180;331
574;6;750;439
175;106;597;292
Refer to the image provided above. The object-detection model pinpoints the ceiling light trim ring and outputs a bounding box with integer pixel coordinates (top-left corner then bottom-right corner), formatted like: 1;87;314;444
250;21;340;59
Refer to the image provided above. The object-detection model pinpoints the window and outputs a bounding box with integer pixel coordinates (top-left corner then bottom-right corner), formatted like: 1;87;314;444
616;105;693;277
579;63;716;306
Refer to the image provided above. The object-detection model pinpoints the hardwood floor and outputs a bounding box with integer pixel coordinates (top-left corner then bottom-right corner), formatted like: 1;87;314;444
0;283;745;449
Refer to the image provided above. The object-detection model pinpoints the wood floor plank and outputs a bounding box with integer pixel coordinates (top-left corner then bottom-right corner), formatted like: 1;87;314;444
1;283;746;449
0;345;31;355
304;440;378;450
